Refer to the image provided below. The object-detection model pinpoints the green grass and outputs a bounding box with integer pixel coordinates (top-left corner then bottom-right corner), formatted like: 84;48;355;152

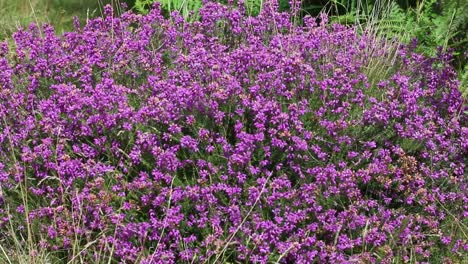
0;0;122;40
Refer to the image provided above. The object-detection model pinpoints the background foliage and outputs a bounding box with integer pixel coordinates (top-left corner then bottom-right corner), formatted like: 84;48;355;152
130;0;467;91
1;0;466;66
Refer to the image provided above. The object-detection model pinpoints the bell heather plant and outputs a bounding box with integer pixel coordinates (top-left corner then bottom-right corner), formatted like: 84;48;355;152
0;1;466;263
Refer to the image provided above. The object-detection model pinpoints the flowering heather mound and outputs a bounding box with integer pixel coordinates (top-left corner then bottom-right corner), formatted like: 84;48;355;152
0;2;466;263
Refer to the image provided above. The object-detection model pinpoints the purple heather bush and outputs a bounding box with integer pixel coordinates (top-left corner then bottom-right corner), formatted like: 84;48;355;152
0;1;466;263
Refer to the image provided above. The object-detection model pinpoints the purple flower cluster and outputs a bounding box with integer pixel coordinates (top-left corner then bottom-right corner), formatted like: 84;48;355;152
0;1;466;263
